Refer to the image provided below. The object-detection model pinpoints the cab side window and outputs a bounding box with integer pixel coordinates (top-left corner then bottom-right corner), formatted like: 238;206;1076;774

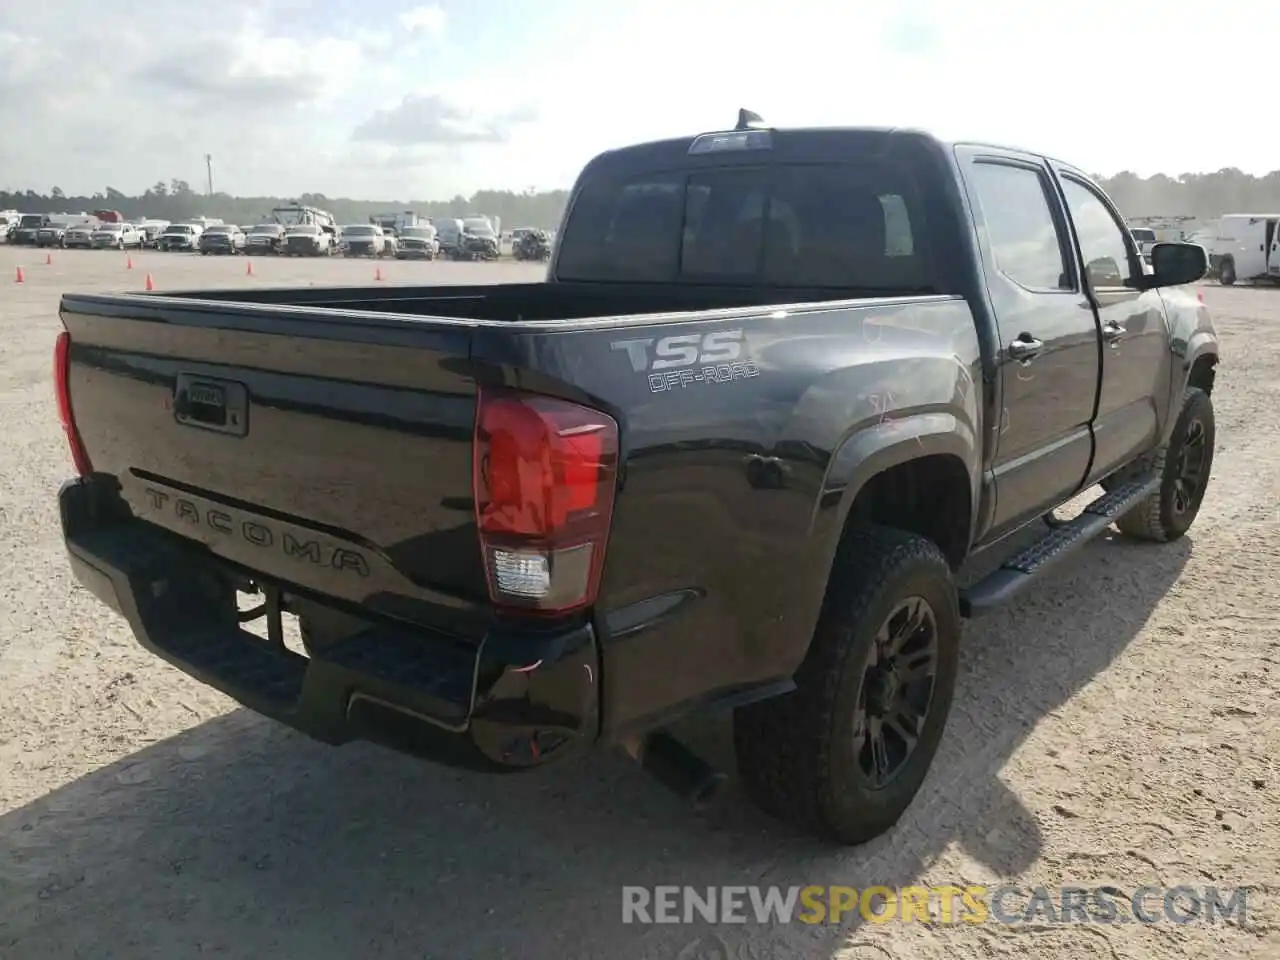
969;161;1072;291
1060;178;1137;289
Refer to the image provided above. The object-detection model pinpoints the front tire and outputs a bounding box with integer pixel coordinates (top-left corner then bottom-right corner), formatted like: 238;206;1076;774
734;526;960;845
1219;258;1236;286
1107;387;1215;542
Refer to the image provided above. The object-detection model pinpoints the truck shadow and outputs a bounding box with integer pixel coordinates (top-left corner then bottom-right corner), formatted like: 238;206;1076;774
0;531;1192;960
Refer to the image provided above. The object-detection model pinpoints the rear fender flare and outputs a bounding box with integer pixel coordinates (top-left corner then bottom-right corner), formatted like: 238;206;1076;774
817;412;981;553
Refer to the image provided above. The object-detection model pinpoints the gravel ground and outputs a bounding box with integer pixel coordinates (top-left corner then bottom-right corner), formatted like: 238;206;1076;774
0;246;1276;960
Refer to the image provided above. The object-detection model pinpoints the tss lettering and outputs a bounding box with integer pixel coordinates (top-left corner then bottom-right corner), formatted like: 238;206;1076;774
611;330;745;372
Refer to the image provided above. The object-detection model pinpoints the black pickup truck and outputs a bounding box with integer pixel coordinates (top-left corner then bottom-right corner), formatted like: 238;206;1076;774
55;112;1219;845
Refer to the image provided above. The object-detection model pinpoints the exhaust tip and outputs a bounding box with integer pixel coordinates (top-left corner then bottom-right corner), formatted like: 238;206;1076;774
629;731;727;810
689;770;729;810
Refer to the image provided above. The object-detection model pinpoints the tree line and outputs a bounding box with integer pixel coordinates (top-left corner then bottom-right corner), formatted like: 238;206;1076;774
0;180;571;231
6;167;1280;227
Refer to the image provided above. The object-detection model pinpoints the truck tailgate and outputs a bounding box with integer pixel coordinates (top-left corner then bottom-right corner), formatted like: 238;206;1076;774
61;296;488;636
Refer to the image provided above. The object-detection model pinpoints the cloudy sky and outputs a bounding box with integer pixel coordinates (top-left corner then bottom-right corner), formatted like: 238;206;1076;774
1;0;1273;201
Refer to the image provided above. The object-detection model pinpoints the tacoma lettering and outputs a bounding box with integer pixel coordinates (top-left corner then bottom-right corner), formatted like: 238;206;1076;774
140;486;369;577
282;533;322;564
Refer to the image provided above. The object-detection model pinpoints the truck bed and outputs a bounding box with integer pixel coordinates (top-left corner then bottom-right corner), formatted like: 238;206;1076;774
129;279;938;323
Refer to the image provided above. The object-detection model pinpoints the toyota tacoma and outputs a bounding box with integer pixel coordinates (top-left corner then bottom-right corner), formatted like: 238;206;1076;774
54;112;1219;845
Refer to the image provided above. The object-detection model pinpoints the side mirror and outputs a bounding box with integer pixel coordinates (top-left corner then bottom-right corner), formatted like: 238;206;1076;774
1128;241;1207;290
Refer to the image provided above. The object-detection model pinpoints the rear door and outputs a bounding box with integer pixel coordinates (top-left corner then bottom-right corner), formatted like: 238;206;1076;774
1053;169;1174;481
955;145;1102;536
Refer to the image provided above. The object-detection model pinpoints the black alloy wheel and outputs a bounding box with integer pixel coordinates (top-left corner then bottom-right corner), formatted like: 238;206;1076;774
855;596;939;788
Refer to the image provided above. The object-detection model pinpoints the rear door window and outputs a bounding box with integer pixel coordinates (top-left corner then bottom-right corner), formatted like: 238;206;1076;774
968;161;1072;291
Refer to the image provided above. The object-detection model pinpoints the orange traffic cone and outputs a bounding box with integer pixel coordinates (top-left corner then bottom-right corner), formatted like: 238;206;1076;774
126;255;133;270
246;260;254;276
374;267;384;281
14;266;24;283
45;252;52;265
144;273;154;291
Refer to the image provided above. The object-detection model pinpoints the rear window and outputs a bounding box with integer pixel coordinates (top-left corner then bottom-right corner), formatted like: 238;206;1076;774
1130;228;1157;243
555;163;927;288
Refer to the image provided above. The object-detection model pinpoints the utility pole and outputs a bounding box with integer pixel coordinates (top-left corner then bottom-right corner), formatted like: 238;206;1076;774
205;154;213;196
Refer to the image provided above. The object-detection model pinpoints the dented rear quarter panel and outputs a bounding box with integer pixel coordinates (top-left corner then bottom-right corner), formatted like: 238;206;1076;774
473;295;984;735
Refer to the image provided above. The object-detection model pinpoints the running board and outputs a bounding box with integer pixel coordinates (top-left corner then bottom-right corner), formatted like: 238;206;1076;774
959;473;1160;617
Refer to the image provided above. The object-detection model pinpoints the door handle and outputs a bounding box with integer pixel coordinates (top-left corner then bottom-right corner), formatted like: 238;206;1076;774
1102;322;1125;344
1007;336;1043;362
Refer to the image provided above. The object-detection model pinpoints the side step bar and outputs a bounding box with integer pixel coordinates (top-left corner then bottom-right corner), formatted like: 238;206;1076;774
959;473;1160;617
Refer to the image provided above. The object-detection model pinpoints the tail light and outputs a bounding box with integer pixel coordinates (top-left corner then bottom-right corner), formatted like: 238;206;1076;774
54;331;93;476
473;386;619;616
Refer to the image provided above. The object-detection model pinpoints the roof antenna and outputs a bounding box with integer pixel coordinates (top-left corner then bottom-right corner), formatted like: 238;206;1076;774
735;108;765;131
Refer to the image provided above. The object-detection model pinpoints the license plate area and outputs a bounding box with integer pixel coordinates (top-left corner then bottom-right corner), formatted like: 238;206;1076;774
173;374;248;436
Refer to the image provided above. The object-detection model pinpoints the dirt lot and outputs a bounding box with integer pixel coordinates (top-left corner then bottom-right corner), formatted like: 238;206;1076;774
0;246;1276;960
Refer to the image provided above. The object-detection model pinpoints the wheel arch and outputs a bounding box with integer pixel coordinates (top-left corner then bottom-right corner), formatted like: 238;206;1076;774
823;420;978;572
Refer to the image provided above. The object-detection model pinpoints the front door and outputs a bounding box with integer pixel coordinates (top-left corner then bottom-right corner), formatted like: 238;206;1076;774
956;147;1103;538
1054;171;1175;481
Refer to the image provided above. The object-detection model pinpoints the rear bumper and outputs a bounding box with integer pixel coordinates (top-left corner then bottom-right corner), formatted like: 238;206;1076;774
60;476;602;772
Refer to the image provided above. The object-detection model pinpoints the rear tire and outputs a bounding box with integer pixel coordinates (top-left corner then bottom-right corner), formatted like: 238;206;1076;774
1219;258;1236;285
733;526;960;845
1106;387;1215;542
